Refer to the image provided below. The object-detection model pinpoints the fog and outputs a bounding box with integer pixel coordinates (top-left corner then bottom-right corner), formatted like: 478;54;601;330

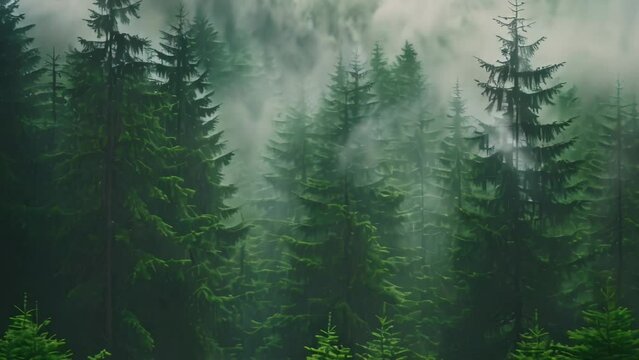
20;0;638;189
4;1;639;358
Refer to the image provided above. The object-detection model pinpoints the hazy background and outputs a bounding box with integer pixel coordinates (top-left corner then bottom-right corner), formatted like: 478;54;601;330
19;0;639;198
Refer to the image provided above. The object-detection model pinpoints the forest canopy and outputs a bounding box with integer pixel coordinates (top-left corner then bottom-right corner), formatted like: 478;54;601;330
1;0;639;359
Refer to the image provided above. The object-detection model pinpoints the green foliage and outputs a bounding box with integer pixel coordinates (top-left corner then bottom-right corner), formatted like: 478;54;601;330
249;98;315;358
510;314;558;360
5;1;639;359
445;1;580;358
87;350;111;360
557;288;639;359
357;316;410;360
0;0;46;320
190;13;251;91
0;298;112;360
305;316;352;360
53;0;199;357
141;6;248;358
0;303;71;360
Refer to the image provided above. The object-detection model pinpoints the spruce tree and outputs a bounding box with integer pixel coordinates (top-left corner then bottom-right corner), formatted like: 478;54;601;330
509;314;558;360
305;316;352;360
557;287;639;359
0;297;111;360
53;0;190;356
444;1;579;358
42;47;65;149
580;82;638;306
0;301;72;360
190;14;251;93
437;81;473;213
261;99;313;219
383;42;438;254
401;82;474;356
190;14;231;89
251;99;315;357
0;0;44;319
357;316;410;360
369;43;393;110
280;55;401;358
152;6;247;357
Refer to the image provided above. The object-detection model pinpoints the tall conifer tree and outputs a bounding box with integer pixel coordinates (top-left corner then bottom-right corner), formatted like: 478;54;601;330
152;7;247;357
53;0;193;356
444;1;579;358
0;0;44;324
279;56;401;358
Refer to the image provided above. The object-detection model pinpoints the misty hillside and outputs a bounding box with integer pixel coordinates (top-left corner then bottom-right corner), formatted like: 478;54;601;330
1;0;639;359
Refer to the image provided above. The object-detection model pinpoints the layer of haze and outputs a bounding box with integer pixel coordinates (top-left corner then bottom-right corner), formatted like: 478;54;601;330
20;0;639;192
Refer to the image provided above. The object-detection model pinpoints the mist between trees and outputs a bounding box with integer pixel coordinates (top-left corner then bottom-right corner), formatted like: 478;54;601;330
2;0;639;359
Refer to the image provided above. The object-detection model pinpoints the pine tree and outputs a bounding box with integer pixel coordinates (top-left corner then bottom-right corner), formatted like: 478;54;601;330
0;0;45;319
563;82;639;314
42;47;65;149
190;14;250;92
400;82;474;356
261;98;313;219
444;1;579;358
151;6;247;357
357;316;410;360
53;0;191;356
580;81;638;306
369;43;393;110
437;81;473;213
251;98;315;358
509;314;558;360
557;287;639;359
0;296;111;359
372;43;447;356
190;14;229;88
383;42;437;252
305;316;352;360
625;96;639;309
280;55;402;358
0;299;72;360
392;42;424;108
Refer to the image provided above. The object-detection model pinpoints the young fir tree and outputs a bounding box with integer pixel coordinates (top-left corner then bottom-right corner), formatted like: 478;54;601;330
152;7;247;358
0;0;45;320
0;296;111;360
280;56;402;358
305;316;352;360
357;316;410;360
0;301;72;360
509;313;558;360
557;287;639;359
444;1;579;358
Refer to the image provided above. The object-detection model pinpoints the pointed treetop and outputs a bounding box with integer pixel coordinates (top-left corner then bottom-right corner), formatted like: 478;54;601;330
88;0;142;36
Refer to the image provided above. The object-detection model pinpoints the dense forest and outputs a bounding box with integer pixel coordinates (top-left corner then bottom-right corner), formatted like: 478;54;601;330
2;0;639;358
